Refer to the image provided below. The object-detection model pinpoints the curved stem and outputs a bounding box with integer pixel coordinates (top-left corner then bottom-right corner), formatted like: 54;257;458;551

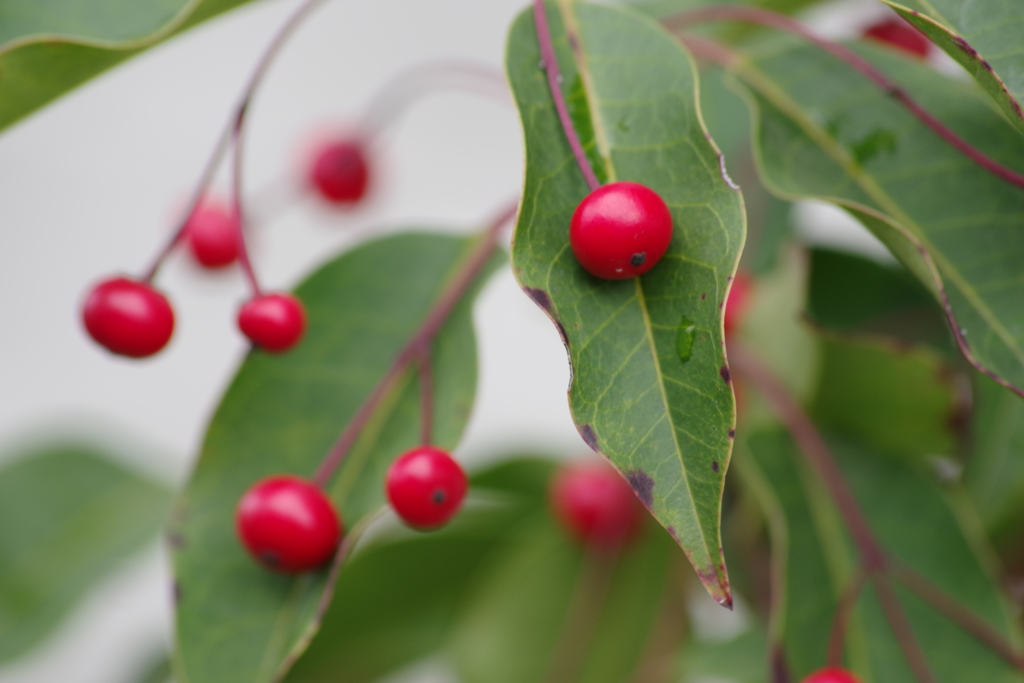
141;0;331;283
312;201;518;488
533;0;601;192
231;116;262;296
418;349;434;446
666;6;1024;192
827;569;867;669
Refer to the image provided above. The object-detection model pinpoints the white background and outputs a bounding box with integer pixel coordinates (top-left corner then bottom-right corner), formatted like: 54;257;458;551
0;0;892;681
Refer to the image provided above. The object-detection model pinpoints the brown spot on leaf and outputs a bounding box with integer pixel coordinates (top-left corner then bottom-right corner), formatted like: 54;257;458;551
626;469;655;507
701;292;706;300
666;525;678;540
720;365;732;383
728;429;735;439
771;645;790;683
525;287;554;313
555;321;570;347
579;424;599;451
712;461;720;473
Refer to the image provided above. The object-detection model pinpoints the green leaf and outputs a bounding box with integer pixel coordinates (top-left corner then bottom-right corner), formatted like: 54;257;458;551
811;335;958;460
507;0;745;605
450;514;681;683
170;232;503;683
965;374;1024;543
806;248;952;354
730;37;1024;394
0;444;171;663
0;0;257;132
881;0;1024;136
739;429;1021;681
284;456;559;683
680;627;769;683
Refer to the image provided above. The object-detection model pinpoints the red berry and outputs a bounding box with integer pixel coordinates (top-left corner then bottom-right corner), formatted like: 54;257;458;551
549;460;645;551
569;181;673;280
184;200;240;268
385;446;467;529
82;277;175;358
724;271;753;337
238;293;306;353
236;475;342;573
309;140;370;205
802;667;862;683
863;18;930;59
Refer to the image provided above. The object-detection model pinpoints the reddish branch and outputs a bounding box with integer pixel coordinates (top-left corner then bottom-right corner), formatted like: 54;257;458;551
665;6;1024;192
142;0;330;283
826;569;866;669
533;0;601;192
231;118;263;295
418;350;434;446
312;202;518;488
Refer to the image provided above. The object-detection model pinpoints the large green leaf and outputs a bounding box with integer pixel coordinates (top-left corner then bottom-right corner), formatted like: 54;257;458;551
170;232;503;683
0;444;171;662
739;429;1021;682
811;336;957;460
507;1;745;605
965;374;1024;545
729;37;1024;395
450;513;681;683
284;457;557;683
880;0;1024;136
0;0;257;132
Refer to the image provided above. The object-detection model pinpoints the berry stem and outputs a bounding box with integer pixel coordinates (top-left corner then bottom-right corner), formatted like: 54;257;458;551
730;344;938;682
231;116;263;296
533;0;601;192
311;201;518;489
357;60;511;142
140;0;330;283
826;569;867;669
418;348;434;446
665;6;1024;192
891;562;1024;671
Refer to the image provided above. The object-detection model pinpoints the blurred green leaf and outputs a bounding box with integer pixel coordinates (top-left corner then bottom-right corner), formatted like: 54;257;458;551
811;336;958;460
806;248;951;354
507;0;744;605
0;0;258;132
631;0;830;22
680;627;769;683
0;444;171;663
731;37;1024;395
881;0;1024;136
171;232;503;683
739;429;1020;681
965;374;1024;543
451;513;682;683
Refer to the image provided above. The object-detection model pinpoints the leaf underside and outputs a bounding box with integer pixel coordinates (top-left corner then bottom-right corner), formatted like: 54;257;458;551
506;0;745;606
171;232;502;683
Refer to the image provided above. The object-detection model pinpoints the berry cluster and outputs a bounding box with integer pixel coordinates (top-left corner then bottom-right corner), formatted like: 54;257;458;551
81;137;371;359
235;445;467;573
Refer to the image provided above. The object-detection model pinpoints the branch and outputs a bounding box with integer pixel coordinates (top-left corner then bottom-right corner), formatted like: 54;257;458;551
827;569;867;668
666;6;1024;192
142;0;331;282
533;0;601;192
871;576;937;683
231;115;262;295
312;201;518;488
418;348;434;446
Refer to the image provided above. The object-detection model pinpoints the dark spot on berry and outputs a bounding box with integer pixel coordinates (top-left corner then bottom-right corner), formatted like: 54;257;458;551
261;551;280;567
728;429;735;439
720;365;731;383
432;489;446;505
712;461;719;473
579;424;599;451
630;252;647;267
625;469;655;507
525;287;553;313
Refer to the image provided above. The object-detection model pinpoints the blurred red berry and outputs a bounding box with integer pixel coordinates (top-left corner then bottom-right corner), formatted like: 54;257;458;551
82;276;175;358
724;271;752;337
309;140;370;205
863;18;930;59
238;293;306;353
802;667;862;683
386;446;467;529
185;200;240;268
549;460;646;551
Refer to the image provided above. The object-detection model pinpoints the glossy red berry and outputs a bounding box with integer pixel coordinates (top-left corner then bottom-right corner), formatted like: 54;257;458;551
569;181;673;280
184;200;240;268
238;293;306;353
236;475;342;573
863;18;930;59
309;140;370;205
724;271;753;337
385;446;467;529
801;667;862;683
82;277;175;358
549;460;646;551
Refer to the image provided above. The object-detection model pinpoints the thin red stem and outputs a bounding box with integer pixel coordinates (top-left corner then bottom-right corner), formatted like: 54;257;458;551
141;0;330;283
826;569;867;668
872;576;938;683
311;202;518;488
533;0;601;192
666;6;1024;192
892;562;1024;671
231;115;262;296
418;349;434;446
